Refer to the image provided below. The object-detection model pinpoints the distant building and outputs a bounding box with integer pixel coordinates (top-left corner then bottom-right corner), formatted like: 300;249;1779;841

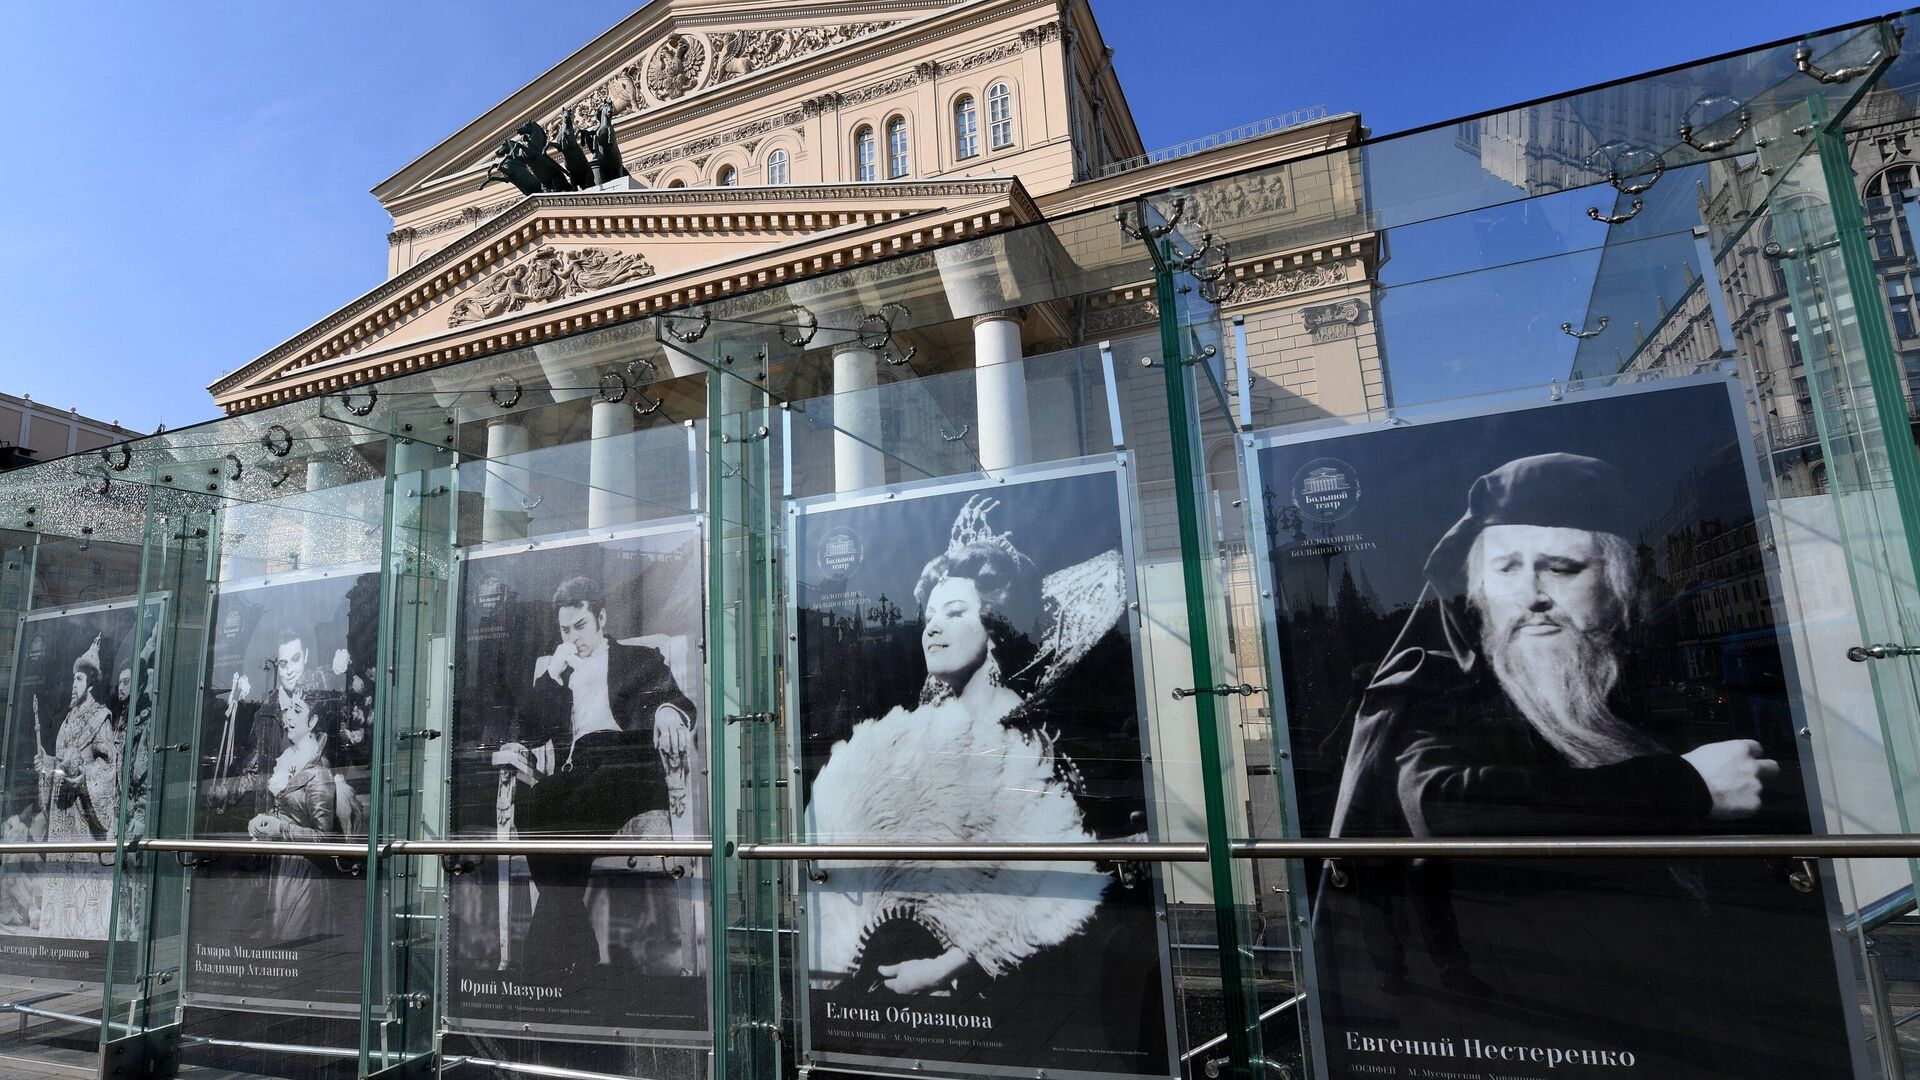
0;391;144;471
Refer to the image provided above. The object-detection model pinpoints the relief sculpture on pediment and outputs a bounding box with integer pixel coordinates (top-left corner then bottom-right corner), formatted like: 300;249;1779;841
707;22;900;86
446;247;656;328
646;33;706;103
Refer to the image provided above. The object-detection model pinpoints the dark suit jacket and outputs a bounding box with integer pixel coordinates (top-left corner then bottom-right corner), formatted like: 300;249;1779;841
524;641;693;748
518;641;694;835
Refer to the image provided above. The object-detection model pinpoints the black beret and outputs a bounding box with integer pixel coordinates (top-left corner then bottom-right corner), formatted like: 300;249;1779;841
1424;453;1635;595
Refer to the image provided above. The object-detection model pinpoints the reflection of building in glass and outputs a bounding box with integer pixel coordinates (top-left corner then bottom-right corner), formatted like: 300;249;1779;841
1586;84;1920;499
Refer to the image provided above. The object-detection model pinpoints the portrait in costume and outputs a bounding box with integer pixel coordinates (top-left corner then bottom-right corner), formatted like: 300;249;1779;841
796;467;1170;1079
31;634;121;940
0;598;155;984
186;571;377;1012
1252;380;1858;1080
446;525;707;1040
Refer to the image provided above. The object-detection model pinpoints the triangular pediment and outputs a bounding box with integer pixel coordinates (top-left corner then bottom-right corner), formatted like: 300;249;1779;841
377;0;966;207
211;179;1038;413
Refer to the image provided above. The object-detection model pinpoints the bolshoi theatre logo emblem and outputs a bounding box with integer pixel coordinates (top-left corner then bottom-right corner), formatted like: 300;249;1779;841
1290;457;1361;523
818;526;865;579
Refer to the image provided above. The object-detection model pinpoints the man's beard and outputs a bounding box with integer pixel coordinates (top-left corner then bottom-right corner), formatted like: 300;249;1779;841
1482;619;1659;767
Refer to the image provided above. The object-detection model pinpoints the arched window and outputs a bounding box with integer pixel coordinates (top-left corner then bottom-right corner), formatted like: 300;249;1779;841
886;116;909;178
766;148;790;185
854;126;877;182
717;165;738;187
667;178;686;188
987;82;1014;149
1867;163;1920;199
954;96;979;160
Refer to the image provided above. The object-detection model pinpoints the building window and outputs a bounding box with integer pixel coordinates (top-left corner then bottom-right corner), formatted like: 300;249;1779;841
855;126;877;182
987;82;1014;149
954;96;979;160
717;165;738;187
1866;163;1920;200
886;116;909;178
1890;277;1915;339
667;178;686;188
766;149;790;185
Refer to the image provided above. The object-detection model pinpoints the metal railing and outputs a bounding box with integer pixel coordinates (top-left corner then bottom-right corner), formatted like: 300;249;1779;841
1097;107;1330;178
10;833;1920;861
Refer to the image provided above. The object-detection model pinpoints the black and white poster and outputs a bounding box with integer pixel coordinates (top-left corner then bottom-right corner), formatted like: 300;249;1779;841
1249;377;1862;1080
446;522;708;1042
186;570;379;1013
0;596;162;985
793;463;1174;1080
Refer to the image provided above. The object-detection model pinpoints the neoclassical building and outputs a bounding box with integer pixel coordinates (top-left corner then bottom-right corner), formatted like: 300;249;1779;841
192;0;1385;953
207;0;1383;440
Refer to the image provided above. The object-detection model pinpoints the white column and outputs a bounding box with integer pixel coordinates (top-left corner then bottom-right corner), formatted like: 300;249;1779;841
588;401;638;528
973;311;1030;471
482;419;531;543
833;344;886;493
390;435;440;476
299;459;346;569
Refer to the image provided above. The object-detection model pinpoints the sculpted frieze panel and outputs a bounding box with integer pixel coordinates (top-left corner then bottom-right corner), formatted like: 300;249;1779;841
446;246;657;328
524;20;1062;180
1186;172;1290;229
707;23;899;87
646;33;706;103
1226;261;1352;306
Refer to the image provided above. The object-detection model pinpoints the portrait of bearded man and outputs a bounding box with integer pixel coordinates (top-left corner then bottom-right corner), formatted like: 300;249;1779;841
1315;452;1855;1080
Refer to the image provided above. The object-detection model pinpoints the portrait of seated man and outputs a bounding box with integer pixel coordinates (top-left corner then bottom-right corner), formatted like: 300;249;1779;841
492;575;697;980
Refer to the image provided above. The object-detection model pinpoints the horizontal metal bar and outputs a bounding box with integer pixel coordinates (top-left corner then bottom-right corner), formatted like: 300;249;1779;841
1181;994;1305;1062
1851;884;1916;934
734;842;1209;862
0;1001;99;1027
1229;834;1920;859
0;841;118;855
443;1056;661;1080
141;838;367;858
180;1034;358;1060
14;833;1920;864
387;839;710;858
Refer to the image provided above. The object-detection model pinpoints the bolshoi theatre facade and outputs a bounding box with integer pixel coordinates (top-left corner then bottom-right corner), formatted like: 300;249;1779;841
1;4;1919;1079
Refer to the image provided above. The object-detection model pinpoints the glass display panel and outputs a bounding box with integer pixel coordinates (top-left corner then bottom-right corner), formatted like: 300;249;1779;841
790;461;1174;1079
1243;375;1860;1078
0;13;1905;1079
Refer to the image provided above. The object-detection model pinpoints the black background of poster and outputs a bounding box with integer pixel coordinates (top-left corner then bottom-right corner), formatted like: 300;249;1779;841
793;468;1172;1078
1256;381;1858;1079
446;527;707;1039
186;572;377;1011
0;603;139;983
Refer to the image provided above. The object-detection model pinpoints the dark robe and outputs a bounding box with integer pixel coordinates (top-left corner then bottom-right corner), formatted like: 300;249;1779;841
1316;643;1856;1080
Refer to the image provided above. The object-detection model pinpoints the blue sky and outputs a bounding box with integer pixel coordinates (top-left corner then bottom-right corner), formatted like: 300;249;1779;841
0;0;1891;432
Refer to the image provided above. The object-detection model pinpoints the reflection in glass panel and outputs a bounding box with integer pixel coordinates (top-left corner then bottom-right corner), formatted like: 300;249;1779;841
955;95;979;160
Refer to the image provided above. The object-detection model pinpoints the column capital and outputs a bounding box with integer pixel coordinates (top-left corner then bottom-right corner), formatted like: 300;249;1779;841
971;307;1027;329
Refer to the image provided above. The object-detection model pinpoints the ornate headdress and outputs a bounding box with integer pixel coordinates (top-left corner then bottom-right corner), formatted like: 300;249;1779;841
72;635;103;681
943;494;1031;571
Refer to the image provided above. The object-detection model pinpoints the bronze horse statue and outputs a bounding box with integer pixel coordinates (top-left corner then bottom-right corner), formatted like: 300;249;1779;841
556;111;596;190
482;139;542;196
514;120;575;192
590;100;627;185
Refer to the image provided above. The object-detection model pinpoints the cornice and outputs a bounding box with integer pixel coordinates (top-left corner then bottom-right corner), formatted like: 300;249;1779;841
613;19;1061;179
217;192;1034;415
213;180;1035;405
379;0;1058;220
